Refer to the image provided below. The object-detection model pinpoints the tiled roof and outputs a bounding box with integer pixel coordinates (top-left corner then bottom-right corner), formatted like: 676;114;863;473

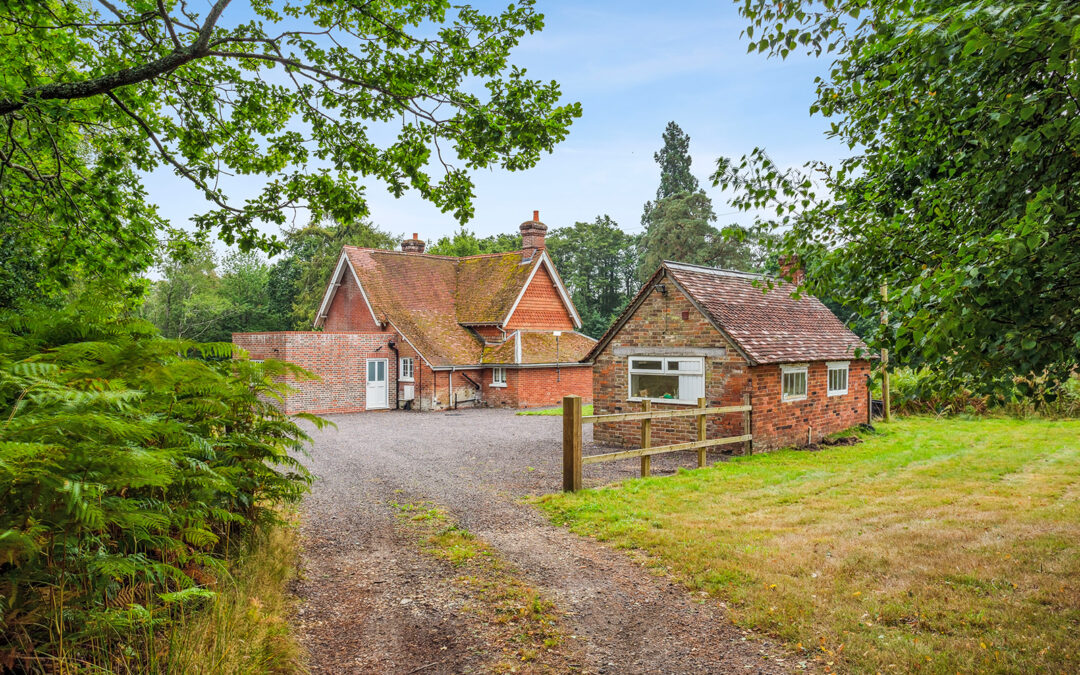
517;331;595;364
480;331;597;365
585;261;869;365
663;262;869;364
339;247;575;367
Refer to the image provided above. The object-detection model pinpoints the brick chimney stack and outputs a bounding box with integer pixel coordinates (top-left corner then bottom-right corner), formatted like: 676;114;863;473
779;254;805;285
520;210;547;252
401;232;425;254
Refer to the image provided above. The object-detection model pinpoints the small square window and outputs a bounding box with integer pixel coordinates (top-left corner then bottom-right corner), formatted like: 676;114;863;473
781;365;808;401
399;357;414;382
492;367;507;386
827;362;849;396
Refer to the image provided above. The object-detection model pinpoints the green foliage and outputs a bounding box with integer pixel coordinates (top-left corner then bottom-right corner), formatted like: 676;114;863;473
721;0;1080;394
0;290;320;670
650;121;700;201
280;219;398;329
638;193;763;281
638;122;763;281
426;227;522;257
546;216;638;338
0;1;580;292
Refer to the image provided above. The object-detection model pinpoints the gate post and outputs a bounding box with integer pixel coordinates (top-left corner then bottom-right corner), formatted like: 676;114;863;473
562;395;582;492
696;397;707;468
640;399;652;478
743;391;753;455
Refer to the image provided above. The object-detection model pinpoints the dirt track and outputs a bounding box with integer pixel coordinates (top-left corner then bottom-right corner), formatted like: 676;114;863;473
293;408;789;674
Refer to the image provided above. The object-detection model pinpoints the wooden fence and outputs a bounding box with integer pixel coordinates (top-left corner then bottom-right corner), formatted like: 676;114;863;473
562;394;752;492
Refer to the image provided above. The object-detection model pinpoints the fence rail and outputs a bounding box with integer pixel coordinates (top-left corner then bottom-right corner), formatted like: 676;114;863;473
562;394;752;492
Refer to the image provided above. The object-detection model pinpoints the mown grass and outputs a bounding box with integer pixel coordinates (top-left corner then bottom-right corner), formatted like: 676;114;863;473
535;417;1080;674
517;404;593;416
154;521;307;674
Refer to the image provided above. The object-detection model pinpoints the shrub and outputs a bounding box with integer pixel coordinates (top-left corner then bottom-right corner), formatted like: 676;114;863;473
875;367;1080;418
0;292;320;671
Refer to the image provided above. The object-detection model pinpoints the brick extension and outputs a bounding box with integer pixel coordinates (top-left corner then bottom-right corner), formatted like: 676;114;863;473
588;261;871;451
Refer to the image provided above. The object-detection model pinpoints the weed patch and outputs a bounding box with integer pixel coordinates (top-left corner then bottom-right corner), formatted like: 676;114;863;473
393;501;576;673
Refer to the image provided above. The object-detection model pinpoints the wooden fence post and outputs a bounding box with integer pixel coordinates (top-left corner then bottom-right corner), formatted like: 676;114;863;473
562;395;582;492
743;391;752;455
640;399;651;478
696;397;707;468
866;375;873;425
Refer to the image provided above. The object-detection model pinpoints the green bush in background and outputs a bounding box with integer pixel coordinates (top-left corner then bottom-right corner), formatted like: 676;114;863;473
0;292;321;672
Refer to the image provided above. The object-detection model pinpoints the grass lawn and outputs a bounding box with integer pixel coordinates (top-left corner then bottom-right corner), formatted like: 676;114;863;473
535;417;1080;674
517;404;593;416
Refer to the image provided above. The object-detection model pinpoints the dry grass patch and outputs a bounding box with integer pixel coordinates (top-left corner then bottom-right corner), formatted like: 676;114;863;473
536;417;1080;674
156;520;307;674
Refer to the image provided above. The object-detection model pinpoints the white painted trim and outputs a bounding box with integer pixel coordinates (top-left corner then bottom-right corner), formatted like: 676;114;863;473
827;361;849;397
626;355;706;405
781;364;809;402
501;250;583;329
513;331;522;364
399;356;415;382
365;357;390;410
491;366;507;386
313;251;379;329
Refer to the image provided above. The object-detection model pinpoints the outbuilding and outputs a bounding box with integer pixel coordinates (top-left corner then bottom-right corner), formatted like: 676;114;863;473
585;260;871;451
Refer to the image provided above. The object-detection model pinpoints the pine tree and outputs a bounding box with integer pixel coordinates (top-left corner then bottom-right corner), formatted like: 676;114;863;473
653;121;700;201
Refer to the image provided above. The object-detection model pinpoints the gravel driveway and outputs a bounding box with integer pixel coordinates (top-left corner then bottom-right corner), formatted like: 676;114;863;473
293;408;787;674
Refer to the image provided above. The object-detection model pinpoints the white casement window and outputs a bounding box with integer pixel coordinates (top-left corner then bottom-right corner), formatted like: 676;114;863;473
627;356;705;404
827;361;849;396
781;364;808;402
399;357;414;382
491;367;507;387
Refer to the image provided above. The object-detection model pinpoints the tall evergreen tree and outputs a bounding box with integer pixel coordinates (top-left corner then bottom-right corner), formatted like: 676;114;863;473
652;121;700;201
638;122;758;280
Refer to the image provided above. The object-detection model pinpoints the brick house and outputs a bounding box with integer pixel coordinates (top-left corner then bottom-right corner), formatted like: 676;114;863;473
586;260;871;451
233;214;595;413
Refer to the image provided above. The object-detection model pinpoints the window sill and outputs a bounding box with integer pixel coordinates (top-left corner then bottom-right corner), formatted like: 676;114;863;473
490;383;508;388
627;397;699;406
400;377;414;383
827;390;847;397
782;395;808;403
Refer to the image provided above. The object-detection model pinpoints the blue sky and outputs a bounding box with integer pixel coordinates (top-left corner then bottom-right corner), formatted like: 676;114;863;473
144;0;846;252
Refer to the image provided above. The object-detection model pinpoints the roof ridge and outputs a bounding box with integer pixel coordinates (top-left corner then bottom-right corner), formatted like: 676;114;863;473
348;245;526;263
663;260;772;281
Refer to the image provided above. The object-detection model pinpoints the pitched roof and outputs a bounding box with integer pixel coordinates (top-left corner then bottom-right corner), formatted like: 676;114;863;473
318;247;580;367
481;331;596;365
586;261;869;365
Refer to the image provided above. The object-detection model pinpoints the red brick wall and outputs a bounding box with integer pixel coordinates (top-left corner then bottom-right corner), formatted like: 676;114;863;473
471;325;507;342
477;366;593;408
749;360;870;450
592;286;749;447
233;331;395;414
515;366;593;408
506;266;574;330
323;268;384;332
590;282;868;450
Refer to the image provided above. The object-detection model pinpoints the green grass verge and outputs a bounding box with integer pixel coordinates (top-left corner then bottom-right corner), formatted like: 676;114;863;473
517;404;593;416
534;417;1080;674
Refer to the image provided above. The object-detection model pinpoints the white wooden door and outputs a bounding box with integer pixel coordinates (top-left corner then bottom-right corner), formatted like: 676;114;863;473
366;358;388;409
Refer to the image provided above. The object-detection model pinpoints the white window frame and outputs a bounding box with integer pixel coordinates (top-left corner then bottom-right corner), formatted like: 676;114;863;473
399;357;414;382
827;361;849;397
491;367;507;387
627;356;705;405
781;364;809;402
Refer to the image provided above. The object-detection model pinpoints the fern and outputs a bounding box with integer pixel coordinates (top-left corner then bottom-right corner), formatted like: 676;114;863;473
0;290;323;671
